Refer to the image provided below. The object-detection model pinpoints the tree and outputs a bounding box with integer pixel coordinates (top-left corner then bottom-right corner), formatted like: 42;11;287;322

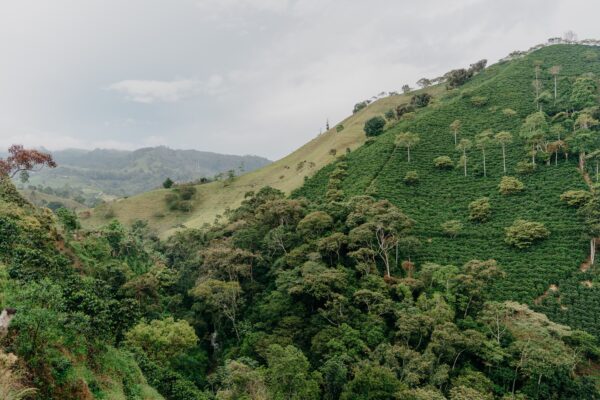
416;78;431;88
190;278;243;340
498;176;525;195
403;171;419;185
568;113;599;170
125;317;198;363
456;139;472;177
434;156;454;170
549;65;561;102
353;101;369;114
384;109;396;121
340;363;401;400
450;120;461;145
163;177;174;188
571;76;597;110
475;130;493;177
402;84;412;94
363;116;386;137
441;220;463;238
469;59;487;73
55;208;80;232
520;112;548;165
468;197;491;222
445;69;473;89
587;150;600;182
494;131;513;174
533;60;543;109
504;220;550;249
0;145;56;178
265;345;321;400
410;93;432;108
395;132;420;162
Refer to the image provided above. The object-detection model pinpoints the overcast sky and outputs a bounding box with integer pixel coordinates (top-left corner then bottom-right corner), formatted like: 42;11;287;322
1;0;599;160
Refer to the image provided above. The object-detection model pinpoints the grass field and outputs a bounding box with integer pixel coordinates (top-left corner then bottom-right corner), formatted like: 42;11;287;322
83;87;442;237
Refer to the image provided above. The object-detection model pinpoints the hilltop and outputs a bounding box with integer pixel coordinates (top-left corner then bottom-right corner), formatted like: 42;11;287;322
83;88;442;236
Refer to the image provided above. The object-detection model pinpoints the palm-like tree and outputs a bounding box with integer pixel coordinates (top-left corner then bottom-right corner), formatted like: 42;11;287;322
395;132;420;163
495;131;513;174
456;138;473;176
475;130;493;177
450;119;461;145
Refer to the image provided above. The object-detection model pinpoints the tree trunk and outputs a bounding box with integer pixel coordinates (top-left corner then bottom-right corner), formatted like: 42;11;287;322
596;160;598;182
555;150;558;166
554;75;557;102
463;149;467;176
454;132;457;145
407;146;411;162
591;238;596;266
532;144;536;165
482;149;486;177
502;145;507;174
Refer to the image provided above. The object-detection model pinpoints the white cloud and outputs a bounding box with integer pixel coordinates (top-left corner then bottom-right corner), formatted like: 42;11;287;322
107;79;202;103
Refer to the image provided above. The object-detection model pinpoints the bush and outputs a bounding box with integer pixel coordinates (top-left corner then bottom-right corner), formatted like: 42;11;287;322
410;93;432;108
445;68;473;89
404;171;419;185
353;101;368;114
163;178;174;189
468;197;491;222
175;185;197;201
470;96;488;107
433;156;454;170
499;176;525;195
363;116;386;137
505;219;550;249
515;161;537;175
336;124;344;132
441;220;463;238
396;103;415;119
560;190;592;207
384;109;396;120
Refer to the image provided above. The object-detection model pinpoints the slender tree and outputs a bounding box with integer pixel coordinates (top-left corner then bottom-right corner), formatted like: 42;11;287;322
395;132;421;163
533;60;543;109
495;131;513;174
587;150;600;182
475;130;493;177
569;113;600;169
520;111;548;165
450;119;461;145
456;138;473;177
549;65;561;102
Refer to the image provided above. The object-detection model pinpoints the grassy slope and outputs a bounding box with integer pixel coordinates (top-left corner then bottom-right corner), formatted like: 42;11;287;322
83;89;441;237
19;189;89;212
295;44;600;335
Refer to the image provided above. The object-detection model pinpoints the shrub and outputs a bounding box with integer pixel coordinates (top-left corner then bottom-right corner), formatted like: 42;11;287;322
468;197;491;222
434;156;454;170
441;220;463;238
396;103;415;119
560;190;592;207
336;124;344;132
175;185;197;201
353;101;368;114
470;96;488;107
410;93;432;108
363;116;386;137
445;68;473;89
505;219;550;249
515;161;537;175
403;171;419;185
162;178;174;189
499;176;525;195
384;109;396;120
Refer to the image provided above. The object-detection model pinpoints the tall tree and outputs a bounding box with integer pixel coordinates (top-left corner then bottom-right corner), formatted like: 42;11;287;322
533;60;543;110
456;138;473;177
549;65;561;102
495;131;513;174
395;132;421;162
450;119;462;145
0;145;56;178
587;150;600;182
475;130;494;177
568;113;599;170
520;112;548;165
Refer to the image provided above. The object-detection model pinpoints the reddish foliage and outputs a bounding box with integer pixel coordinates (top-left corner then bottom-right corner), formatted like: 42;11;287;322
0;144;56;177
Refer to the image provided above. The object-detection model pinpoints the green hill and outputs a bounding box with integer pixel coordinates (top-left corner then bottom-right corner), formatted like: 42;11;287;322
83;89;441;236
295;44;600;337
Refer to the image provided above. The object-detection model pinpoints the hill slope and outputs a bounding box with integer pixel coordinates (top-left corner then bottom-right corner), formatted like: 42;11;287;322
84;89;441;236
24;146;271;199
295;44;600;337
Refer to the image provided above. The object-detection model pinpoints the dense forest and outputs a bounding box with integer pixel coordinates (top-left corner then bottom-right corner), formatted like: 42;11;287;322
2;43;600;399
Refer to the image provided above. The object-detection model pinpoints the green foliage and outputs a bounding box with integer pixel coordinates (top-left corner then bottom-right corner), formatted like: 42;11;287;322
498;176;525;195
55;207;80;232
410;93;432;108
163;177;174;189
433;156;454;169
560;190;592;207
336;124;345;132
403;170;419;185
354;101;369;114
265;344;321;400
468;197;491;222
441;220;463;238
384;109;396;121
504;219;550;249
125;317;198;363
364;116;386;137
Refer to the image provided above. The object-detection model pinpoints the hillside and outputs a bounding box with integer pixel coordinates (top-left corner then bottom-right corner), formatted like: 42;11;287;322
19;188;88;212
295;44;600;337
83;89;441;236
23;146;271;199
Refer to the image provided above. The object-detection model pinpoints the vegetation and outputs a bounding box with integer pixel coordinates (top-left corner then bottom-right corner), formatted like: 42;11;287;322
363;116;387;137
498;176;525;195
504;219;550;249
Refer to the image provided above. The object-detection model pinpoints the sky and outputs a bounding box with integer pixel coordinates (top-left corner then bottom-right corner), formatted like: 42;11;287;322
1;0;599;160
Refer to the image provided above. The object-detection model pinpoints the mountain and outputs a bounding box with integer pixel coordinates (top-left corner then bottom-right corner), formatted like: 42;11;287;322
22;146;271;199
83;87;443;235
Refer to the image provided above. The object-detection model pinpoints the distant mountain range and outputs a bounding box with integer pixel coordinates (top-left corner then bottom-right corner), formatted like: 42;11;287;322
20;146;271;198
